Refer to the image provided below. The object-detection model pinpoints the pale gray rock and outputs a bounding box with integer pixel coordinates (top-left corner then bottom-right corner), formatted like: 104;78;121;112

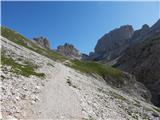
57;43;81;59
33;36;50;49
115;34;160;107
90;25;134;61
130;24;150;45
88;19;160;62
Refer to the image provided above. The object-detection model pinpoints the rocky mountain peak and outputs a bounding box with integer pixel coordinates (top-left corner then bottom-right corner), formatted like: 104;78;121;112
57;43;81;59
89;25;134;61
33;36;50;49
141;24;150;34
150;19;160;33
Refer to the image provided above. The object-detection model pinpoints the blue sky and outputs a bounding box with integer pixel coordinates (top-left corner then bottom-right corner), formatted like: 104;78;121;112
1;1;160;54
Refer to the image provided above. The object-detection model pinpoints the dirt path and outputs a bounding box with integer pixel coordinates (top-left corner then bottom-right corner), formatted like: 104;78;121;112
31;63;83;119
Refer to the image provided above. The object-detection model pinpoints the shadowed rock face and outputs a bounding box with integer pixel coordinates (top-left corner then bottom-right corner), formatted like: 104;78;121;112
88;19;160;107
115;34;160;107
88;20;160;62
130;24;150;45
89;25;134;61
114;19;160;107
57;43;81;59
33;37;50;49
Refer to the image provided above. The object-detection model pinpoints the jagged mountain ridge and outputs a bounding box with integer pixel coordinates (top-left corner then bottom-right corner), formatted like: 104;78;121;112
33;36;50;49
57;43;82;59
88;19;160;62
1;26;160;119
87;19;160;106
89;25;134;61
115;33;160;107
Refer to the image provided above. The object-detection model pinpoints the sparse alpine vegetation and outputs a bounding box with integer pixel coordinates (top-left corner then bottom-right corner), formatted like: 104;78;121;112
1;26;124;82
1;26;68;62
1;54;45;77
69;59;123;80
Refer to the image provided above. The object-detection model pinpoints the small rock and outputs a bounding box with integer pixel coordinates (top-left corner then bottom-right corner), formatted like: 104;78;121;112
152;112;159;117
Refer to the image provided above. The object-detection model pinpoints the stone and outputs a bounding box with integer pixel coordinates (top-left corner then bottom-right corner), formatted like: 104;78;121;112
57;43;81;59
115;32;160;106
89;25;134;61
33;36;50;49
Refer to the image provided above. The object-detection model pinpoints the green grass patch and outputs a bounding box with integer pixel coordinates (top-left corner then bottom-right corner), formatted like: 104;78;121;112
109;91;128;101
133;100;141;108
69;60;123;80
1;26;68;62
1;55;45;77
153;107;160;113
47;62;55;67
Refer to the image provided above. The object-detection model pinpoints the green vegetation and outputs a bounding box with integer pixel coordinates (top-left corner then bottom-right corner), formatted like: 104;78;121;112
69;60;123;80
153;106;160;113
1;26;124;82
133;100;141;108
109;91;128;102
1;26;67;62
1;55;45;77
47;62;55;67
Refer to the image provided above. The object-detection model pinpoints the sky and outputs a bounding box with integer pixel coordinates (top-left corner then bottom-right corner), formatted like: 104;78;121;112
1;1;160;54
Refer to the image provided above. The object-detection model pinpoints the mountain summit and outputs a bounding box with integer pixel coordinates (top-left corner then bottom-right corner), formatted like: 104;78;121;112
89;25;134;61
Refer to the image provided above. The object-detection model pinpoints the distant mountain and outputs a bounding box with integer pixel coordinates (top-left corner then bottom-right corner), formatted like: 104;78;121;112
129;19;160;46
114;19;160;107
33;36;50;49
115;34;160;107
89;25;134;61
88;19;160;62
57;43;82;59
85;19;160;108
129;24;150;45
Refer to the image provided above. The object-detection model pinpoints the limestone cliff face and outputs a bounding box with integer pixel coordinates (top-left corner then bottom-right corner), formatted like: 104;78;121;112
89;20;160;62
57;43;81;59
86;19;160;108
130;24;150;45
33;36;50;49
115;20;160;107
90;25;134;61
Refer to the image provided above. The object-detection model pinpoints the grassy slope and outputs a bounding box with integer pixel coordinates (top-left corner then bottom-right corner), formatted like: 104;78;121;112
1;54;45;77
1;26;124;80
1;26;68;62
69;60;124;80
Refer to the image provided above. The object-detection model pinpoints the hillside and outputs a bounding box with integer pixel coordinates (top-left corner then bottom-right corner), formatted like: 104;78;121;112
1;27;160;119
115;34;160;107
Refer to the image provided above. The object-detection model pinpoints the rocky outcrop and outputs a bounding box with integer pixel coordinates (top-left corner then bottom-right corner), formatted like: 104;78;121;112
89;19;160;62
115;35;160;107
89;25;134;61
114;19;160;107
33;36;50;49
57;43;81;59
129;24;150;45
